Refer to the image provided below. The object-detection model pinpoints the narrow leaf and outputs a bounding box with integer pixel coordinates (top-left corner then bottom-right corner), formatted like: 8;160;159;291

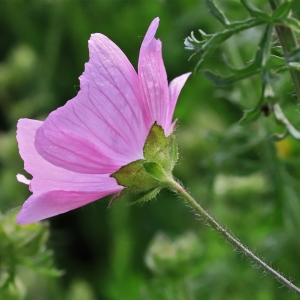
205;0;230;26
255;24;273;68
271;0;292;20
203;65;261;87
240;0;271;21
203;19;262;51
239;108;261;125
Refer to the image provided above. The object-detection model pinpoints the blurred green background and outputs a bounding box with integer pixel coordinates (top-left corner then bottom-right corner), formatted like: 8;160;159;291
1;0;300;299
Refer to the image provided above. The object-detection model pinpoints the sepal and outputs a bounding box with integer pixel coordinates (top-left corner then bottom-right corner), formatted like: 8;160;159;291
110;123;178;204
111;159;158;190
143;162;171;183
129;187;162;206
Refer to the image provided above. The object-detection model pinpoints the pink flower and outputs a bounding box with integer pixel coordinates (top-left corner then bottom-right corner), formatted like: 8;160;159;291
16;18;190;224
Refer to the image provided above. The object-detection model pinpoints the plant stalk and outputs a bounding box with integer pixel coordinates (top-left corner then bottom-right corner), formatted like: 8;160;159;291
269;0;300;102
169;179;300;295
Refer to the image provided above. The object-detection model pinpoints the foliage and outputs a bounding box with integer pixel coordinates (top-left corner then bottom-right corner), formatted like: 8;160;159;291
0;212;60;299
186;0;300;138
1;0;300;299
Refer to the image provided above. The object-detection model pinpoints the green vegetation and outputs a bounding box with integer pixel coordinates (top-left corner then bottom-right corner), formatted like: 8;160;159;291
1;0;300;299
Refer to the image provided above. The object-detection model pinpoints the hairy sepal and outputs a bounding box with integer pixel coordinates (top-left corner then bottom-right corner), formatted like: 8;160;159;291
143;122;178;172
110;123;178;203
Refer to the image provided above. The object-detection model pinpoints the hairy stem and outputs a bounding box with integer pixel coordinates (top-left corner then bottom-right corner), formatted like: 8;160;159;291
269;0;300;102
169;179;300;295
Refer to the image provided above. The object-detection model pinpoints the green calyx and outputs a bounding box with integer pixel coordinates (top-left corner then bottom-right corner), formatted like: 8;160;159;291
110;123;178;204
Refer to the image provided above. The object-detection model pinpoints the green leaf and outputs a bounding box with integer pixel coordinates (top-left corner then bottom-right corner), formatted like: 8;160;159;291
269;47;300;73
240;0;271;21
256;24;273;68
239;108;262;125
205;0;230;26
203;66;261;87
280;17;300;32
203;18;263;51
187;18;264;70
18;256;62;277
267;54;286;67
271;0;292;20
272;46;283;56
143;162;171;183
204;24;273;86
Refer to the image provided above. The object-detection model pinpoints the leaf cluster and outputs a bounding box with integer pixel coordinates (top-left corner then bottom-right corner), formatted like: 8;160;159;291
0;212;61;298
185;0;300;138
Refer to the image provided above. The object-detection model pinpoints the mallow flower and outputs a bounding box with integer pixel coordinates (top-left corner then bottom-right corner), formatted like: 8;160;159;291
16;17;190;225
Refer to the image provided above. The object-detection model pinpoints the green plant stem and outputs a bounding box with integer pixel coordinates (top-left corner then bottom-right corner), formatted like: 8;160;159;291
269;0;300;102
168;179;300;295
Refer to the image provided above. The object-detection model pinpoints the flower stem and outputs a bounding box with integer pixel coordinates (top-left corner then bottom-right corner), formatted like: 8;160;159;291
269;0;300;102
168;179;300;295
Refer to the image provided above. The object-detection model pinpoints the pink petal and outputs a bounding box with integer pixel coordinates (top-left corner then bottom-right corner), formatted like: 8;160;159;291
18;118;122;192
35;33;148;174
138;18;171;134
17;174;31;185
16;190;112;224
16;118;122;223
168;72;191;125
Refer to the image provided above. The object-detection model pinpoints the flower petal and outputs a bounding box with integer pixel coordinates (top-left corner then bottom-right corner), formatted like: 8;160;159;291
168;72;191;123
17;118;122;193
16;118;122;223
16;190;112;224
138;17;171;134
35;33;148;174
17;174;31;185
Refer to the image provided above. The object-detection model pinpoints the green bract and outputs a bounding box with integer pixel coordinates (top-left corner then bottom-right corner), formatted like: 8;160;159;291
110;123;178;203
